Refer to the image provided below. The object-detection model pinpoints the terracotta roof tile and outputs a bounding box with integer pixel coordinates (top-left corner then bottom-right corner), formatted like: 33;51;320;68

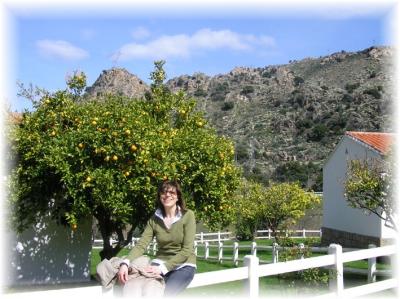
346;131;394;155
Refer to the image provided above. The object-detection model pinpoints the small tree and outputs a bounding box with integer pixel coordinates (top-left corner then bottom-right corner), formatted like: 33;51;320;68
261;182;320;241
8;61;241;259
344;157;396;231
233;180;263;240
235;180;320;242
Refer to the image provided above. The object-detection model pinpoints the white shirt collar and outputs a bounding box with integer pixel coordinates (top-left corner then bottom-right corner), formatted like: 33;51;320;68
155;206;182;224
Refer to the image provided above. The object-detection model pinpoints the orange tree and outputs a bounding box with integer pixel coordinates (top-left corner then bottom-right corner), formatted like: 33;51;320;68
234;180;320;242
9;62;241;259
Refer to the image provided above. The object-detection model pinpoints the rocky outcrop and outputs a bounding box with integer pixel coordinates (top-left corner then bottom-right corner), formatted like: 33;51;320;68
85;68;149;99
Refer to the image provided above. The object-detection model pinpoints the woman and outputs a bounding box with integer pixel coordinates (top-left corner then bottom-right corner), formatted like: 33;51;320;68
118;180;196;296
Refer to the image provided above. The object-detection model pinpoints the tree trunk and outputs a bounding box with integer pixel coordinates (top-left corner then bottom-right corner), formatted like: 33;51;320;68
95;211;136;260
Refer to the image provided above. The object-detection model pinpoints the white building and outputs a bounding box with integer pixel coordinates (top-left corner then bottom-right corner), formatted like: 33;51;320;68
321;131;396;248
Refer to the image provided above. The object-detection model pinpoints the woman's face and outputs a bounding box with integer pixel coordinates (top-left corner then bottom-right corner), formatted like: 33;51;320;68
160;186;178;209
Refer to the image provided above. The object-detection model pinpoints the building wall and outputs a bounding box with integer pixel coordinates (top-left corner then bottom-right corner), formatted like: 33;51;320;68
5;214;92;287
322;136;396;244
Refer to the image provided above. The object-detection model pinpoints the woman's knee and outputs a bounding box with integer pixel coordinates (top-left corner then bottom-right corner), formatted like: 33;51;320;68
164;267;195;295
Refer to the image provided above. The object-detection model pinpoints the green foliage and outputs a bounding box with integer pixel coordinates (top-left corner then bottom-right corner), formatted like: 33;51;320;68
221;101;234;111
363;87;382;99
234;180;320;242
293;76;304;86
233;180;262;241
9;62;241;259
273;161;322;190
262;67;277;78
210;82;229;102
278;244;329;289
344;157;396;231
307;124;329;142
240;85;255;95
66;70;87;98
344;82;360;93
194;88;208;97
235;142;249;162
341;93;353;103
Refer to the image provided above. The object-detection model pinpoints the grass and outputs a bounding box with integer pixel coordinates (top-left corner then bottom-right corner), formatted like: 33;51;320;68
90;239;394;297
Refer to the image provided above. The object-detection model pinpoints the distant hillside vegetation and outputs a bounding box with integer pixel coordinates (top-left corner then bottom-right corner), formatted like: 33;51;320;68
85;46;395;191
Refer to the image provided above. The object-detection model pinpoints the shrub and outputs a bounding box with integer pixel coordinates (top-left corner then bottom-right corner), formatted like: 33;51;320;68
278;242;330;290
341;93;353;103
221;101;234;111
307;124;329;142
235;143;249;162
240;85;255;95
210;82;229;101
363;87;382;99
344;82;360;93
194;88;207;97
294;76;304;86
176;77;185;87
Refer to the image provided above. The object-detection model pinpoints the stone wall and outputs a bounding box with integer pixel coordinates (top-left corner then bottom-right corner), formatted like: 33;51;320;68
321;226;394;248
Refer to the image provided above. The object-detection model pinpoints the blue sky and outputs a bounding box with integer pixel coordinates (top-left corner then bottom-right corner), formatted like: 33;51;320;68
1;0;398;112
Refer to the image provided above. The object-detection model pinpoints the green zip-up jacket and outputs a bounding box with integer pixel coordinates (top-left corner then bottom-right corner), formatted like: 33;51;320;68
127;209;196;272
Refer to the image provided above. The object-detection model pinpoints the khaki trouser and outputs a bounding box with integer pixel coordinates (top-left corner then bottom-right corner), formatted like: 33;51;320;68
122;275;165;297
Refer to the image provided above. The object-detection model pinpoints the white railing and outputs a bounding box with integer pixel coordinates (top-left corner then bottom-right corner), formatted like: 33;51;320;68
4;244;396;298
255;229;322;239
187;243;396;297
92;229;322;248
194;229;322;242
194;240;347;264
196;231;232;243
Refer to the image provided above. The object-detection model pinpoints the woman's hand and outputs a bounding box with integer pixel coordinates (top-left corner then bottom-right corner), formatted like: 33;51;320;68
118;264;129;284
144;265;162;276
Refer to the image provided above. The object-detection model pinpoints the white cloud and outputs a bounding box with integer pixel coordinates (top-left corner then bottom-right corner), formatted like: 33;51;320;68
36;39;89;60
131;26;151;40
112;28;276;61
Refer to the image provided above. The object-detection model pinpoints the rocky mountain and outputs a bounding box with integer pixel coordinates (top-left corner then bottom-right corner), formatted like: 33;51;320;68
84;46;395;190
85;67;149;99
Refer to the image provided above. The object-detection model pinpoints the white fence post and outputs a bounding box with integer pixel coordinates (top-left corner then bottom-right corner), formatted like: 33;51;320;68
272;242;279;263
233;242;239;266
328;244;344;296
218;231;221;242
194;241;198;256
200;232;204;243
205;241;209;260
244;255;259;298
218;241;223;263
251;241;257;256
152;241;157;255
368;244;377;283
299;243;305;259
302;228;306;238
268;229;271;239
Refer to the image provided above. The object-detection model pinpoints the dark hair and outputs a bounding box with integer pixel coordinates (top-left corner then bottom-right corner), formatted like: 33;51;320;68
156;180;186;216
